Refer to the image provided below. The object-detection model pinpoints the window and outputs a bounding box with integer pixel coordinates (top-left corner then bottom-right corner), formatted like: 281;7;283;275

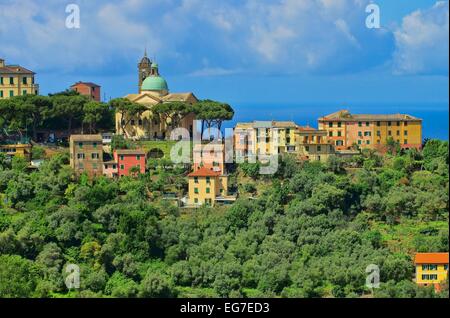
397;121;400;126
194;177;199;184
404;130;408;136
358;140;362;145
337;131;342;137
138;119;143;126
206;188;210;194
388;131;392;136
9;90;13;97
93;163;98;170
366;122;369;127
0;77;3;85
376;121;380;127
364;132;371;136
0;91;3;98
396;130;400;136
130;119;135;125
9;77;14;85
206;177;211;184
377;130;381;136
329;131;333;137
91;153;99;159
305;146;309;152
317;146;321;152
422;274;429;280
93;142;97;148
358;131;362;137
366;140;370;145
336;140;343;146
120;164;124;170
444;265;448;270
120;155;124;161
194;188;199;194
430;274;438;280
78;142;83;148
136;155;141;160
388;121;392;126
22;90;27;95
337;122;342;128
404;121;408;126
404;139;408;145
194;198;198;204
77;153;85;159
358;122;362;127
22;77;27;85
329;122;333;128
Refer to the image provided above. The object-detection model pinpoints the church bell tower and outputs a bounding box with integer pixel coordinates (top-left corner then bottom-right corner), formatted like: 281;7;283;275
138;49;152;93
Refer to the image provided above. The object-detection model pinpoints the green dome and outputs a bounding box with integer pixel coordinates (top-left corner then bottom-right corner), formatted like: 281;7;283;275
141;76;168;92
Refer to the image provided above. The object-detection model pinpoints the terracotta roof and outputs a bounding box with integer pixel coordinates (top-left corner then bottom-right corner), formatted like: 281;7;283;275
188;166;221;177
414;253;449;264
319;110;422;122
71;81;100;88
235;121;298;129
162;92;197;102
0;64;35;74
115;149;146;155
70;134;102;141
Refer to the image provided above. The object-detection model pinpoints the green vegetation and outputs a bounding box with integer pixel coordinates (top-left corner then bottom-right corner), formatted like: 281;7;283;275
0;91;114;140
0;140;448;298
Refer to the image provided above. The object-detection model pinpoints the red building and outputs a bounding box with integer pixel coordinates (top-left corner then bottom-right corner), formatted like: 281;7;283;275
71;82;101;101
114;149;146;177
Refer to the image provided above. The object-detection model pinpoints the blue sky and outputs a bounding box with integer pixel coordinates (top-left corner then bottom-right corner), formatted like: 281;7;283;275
0;0;448;106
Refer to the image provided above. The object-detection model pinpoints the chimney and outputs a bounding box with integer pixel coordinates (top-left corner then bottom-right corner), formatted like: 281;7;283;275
0;58;4;68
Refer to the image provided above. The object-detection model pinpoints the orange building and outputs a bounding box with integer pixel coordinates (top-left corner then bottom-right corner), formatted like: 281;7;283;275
318;110;422;151
71;82;101;101
114;149;146;177
414;253;449;291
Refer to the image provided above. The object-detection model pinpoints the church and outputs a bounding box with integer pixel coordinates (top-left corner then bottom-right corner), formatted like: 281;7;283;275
115;51;198;140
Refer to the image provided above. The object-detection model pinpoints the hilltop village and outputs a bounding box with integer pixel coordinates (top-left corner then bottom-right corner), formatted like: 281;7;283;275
0;55;448;298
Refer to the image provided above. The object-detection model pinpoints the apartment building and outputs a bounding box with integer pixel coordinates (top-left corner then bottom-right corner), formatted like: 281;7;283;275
234;121;334;162
0;58;39;99
69;134;103;177
318;110;422;151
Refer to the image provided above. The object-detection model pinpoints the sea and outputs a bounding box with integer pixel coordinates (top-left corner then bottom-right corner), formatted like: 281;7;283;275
222;102;449;140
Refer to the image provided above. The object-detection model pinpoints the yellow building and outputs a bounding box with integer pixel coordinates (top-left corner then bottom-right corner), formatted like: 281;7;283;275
0;58;39;99
0;143;32;161
234;121;334;162
188;167;228;206
318;110;422;151
116;54;197;140
295;126;335;162
414;253;449;291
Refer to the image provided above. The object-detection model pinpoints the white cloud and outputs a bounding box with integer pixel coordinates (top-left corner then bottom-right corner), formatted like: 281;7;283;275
393;1;449;75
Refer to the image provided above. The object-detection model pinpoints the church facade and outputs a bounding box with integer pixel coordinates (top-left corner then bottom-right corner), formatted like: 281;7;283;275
115;52;198;140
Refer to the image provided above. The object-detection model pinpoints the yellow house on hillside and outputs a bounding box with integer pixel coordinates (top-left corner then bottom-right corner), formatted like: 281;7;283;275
0;58;39;99
188;167;228;206
414;252;449;291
